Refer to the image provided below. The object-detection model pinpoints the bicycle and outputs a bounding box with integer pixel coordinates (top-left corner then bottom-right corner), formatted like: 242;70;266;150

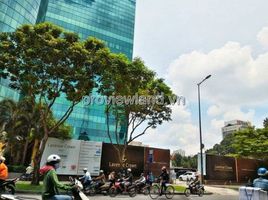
149;180;175;199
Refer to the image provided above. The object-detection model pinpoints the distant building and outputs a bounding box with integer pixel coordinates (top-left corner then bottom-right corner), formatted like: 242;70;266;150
222;120;251;138
129;141;149;147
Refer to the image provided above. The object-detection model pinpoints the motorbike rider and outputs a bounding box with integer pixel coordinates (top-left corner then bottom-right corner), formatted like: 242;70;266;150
159;166;169;196
79;168;92;188
108;171;116;186
25;163;33;178
39;154;73;200
135;173;146;189
0;156;8;185
253;167;268;191
94;170;106;188
122;168;133;190
189;173;201;191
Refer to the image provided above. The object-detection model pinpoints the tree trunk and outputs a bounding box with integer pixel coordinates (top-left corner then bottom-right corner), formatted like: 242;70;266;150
31;134;49;185
22;138;29;165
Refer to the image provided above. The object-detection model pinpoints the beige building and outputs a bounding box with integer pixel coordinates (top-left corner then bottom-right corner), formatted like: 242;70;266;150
222;120;251;138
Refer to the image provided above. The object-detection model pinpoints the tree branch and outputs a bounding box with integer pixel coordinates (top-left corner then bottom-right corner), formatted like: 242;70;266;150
48;101;77;134
128;124;153;144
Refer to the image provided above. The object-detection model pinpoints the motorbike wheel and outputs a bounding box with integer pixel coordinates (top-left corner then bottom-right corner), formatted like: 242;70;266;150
128;187;137;197
87;187;96;196
198;188;204;197
184;188;191;197
109;187;117;197
5;185;15;195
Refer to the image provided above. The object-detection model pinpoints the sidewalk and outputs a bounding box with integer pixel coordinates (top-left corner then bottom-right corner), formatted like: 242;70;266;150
200;185;239;196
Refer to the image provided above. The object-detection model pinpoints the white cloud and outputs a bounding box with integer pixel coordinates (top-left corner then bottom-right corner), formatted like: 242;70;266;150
139;106;200;155
207;105;223;117
167;41;268;107
257;27;268;47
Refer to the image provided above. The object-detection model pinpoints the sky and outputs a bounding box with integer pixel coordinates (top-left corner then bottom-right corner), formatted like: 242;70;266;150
132;0;268;155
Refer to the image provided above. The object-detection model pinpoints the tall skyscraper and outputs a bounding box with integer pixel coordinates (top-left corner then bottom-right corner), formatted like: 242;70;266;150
0;0;43;101
0;0;136;143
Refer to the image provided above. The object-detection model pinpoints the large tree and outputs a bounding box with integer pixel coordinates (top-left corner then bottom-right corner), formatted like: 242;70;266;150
0;22;109;184
98;54;175;166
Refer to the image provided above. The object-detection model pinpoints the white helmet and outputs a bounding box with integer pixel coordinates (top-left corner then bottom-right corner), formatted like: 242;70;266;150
47;154;61;163
127;168;131;172
83;168;88;171
100;170;104;173
0;156;5;161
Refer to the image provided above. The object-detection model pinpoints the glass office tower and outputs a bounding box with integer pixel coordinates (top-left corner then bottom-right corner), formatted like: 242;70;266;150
0;0;43;101
42;0;136;143
0;0;136;143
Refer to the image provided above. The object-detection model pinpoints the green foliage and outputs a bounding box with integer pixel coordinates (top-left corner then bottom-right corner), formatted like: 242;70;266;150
263;118;268;129
7;165;25;173
206;133;236;156
206;124;268;160
172;153;197;169
232;127;268;159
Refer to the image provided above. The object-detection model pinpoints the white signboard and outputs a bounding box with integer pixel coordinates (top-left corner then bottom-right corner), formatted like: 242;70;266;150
41;138;102;175
197;153;206;175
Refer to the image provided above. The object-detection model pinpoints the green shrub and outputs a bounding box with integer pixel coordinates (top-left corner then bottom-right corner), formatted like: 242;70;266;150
8;165;25;173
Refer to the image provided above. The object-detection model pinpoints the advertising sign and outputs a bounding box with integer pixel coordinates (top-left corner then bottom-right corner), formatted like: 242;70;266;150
41;138;102;175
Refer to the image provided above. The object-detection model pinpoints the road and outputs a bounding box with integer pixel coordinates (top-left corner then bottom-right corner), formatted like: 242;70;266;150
15;193;238;200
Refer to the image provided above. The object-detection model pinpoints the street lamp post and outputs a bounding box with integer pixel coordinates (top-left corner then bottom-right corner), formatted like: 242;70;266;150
197;74;211;184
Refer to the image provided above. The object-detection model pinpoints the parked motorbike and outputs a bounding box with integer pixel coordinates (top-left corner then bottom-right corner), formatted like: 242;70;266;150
109;179;136;197
84;181;111;196
0;178;19;195
184;183;205;197
19;173;33;181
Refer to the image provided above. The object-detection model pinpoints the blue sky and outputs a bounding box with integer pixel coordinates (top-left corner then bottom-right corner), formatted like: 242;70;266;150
132;0;268;155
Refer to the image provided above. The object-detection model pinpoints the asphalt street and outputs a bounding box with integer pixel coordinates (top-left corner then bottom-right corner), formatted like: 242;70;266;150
15;193;238;200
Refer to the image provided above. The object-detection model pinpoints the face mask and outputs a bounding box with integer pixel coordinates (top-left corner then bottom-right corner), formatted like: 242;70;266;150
54;163;60;169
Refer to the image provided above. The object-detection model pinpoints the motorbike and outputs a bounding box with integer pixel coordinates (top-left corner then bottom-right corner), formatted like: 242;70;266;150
109;179;137;197
132;180;150;195
0;178;19;195
184;183;205;197
68;177;90;200
19;173;33;181
84;180;111;196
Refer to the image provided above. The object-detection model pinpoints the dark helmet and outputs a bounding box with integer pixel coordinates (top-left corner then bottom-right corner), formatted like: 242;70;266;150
258;168;267;176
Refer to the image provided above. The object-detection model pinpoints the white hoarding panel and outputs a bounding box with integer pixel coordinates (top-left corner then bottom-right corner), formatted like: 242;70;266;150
77;140;102;176
41;138;102;175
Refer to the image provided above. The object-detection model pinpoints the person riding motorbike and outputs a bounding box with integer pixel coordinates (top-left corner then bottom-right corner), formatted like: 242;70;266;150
122;168;133;191
79;168;92;188
253;167;268;191
159;166;169;196
0;156;8;185
108;171;116;187
94;170;106;188
39;154;73;200
189;173;201;192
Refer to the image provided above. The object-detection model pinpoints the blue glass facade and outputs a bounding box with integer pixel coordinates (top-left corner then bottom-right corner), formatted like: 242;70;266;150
44;0;135;59
0;0;136;143
43;0;136;143
0;0;43;101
